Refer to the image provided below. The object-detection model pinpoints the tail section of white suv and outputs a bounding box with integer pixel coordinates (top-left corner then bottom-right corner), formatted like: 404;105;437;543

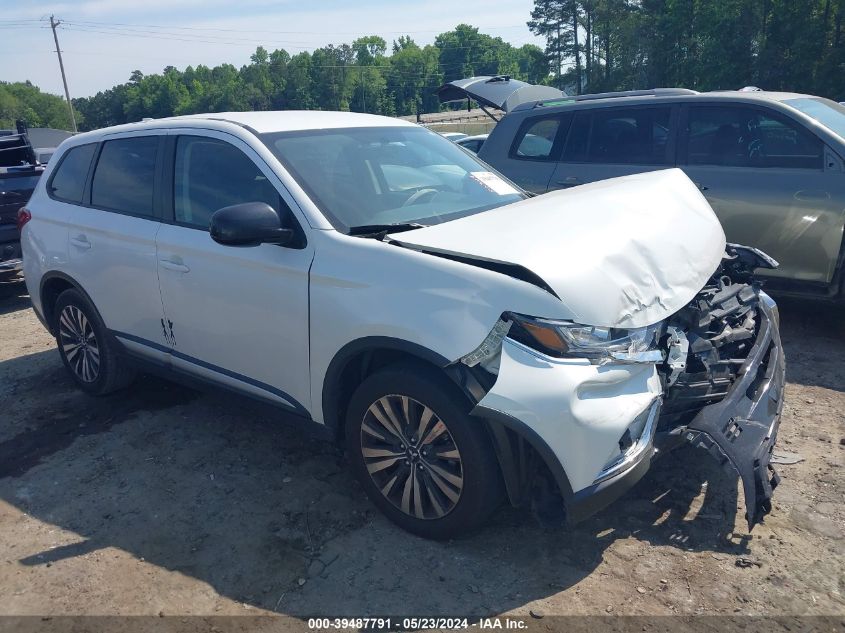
21;111;785;538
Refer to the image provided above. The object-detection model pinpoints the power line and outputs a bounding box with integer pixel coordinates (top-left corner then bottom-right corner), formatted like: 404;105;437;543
56;18;532;36
50;24;526;77
58;21;535;55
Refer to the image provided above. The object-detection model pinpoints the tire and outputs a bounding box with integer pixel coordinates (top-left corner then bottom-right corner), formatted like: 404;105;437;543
345;362;502;539
53;288;136;395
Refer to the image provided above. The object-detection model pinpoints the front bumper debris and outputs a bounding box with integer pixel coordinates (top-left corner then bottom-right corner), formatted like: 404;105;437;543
684;299;784;530
0;256;22;272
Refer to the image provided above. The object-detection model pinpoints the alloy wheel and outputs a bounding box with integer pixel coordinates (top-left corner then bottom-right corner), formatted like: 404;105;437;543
360;394;464;520
58;305;100;383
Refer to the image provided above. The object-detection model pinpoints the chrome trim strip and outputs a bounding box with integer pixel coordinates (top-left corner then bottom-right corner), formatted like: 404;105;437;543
592;397;661;485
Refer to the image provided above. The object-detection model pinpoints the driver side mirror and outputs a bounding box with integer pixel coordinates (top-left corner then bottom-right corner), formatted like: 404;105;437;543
209;202;293;247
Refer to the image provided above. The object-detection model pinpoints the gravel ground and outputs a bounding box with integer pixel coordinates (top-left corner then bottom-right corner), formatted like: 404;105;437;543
0;275;842;619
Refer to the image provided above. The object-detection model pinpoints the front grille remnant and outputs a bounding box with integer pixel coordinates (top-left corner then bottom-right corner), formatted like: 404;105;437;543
659;274;761;429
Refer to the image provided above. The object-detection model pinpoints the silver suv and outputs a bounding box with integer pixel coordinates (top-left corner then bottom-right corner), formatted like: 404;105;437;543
21;111;784;538
479;88;845;301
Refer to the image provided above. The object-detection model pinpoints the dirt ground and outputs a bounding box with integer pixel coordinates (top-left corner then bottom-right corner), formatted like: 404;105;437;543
0;274;843;620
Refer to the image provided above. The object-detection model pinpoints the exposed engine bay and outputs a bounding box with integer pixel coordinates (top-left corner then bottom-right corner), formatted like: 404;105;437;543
658;243;778;432
655;243;784;530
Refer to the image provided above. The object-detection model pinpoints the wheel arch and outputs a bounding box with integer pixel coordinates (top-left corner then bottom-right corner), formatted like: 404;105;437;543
322;337;453;440
39;271;97;335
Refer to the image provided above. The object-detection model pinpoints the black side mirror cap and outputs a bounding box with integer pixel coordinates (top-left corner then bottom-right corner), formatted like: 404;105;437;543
209;202;294;247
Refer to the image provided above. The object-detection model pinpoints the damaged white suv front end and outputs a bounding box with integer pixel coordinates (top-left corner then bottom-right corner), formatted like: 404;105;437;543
391;169;784;531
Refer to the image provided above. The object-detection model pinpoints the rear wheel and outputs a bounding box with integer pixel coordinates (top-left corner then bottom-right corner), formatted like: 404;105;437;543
345;363;502;539
54;288;136;395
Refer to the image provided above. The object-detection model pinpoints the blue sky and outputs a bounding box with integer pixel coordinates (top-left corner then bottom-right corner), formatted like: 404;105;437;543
0;0;543;98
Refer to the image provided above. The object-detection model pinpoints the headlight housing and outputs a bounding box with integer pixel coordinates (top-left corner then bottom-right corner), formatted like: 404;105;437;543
508;313;664;364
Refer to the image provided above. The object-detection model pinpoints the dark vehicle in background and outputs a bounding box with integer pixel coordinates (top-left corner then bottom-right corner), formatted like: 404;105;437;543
34;148;56;164
478;89;845;301
1;123;44;277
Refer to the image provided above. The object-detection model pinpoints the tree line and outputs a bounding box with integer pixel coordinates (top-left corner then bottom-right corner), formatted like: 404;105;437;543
2;3;845;134
0;25;546;132
529;0;845;98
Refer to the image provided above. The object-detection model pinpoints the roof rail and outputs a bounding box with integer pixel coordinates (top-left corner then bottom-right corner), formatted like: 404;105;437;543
537;88;698;106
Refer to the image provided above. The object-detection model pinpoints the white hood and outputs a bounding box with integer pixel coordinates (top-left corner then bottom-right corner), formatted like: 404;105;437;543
390;169;726;329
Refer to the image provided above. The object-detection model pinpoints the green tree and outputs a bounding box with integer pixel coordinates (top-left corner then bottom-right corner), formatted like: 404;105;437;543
268;49;291;109
0;81;81;130
241;46;273;110
528;0;580;91
284;52;315;110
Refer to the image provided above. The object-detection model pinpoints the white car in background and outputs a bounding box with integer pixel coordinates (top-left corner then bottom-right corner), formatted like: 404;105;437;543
20;111;784;538
455;134;488;153
439;131;468;141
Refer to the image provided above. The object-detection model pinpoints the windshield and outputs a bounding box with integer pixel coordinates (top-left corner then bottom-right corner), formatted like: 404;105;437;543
784;97;845;140
261;126;524;232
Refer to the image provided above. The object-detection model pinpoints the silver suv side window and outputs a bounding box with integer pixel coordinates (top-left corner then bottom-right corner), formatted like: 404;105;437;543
511;116;566;160
91;137;159;217
563;107;672;165
174;136;282;230
686;106;822;169
48;143;96;204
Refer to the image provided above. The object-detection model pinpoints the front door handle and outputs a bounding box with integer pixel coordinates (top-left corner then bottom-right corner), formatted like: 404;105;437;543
555;176;582;188
70;235;91;250
159;259;190;273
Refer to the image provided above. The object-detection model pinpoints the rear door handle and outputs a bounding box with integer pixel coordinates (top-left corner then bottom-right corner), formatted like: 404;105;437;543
159;259;190;273
795;190;830;202
70;235;91;250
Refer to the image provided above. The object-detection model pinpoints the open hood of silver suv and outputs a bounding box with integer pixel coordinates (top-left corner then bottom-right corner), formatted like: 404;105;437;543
389;169;727;329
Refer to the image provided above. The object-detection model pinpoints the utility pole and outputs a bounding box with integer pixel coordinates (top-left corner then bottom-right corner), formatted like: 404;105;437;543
49;15;78;133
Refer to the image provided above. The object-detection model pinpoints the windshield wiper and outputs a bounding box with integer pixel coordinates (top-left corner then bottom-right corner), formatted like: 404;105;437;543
347;222;427;237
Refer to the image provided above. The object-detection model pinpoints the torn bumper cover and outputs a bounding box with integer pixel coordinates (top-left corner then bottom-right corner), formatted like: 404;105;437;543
470;335;665;522
684;298;785;530
467;288;784;530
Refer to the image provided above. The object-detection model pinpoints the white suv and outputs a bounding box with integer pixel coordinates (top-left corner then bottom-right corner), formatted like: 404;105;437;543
21;111;785;538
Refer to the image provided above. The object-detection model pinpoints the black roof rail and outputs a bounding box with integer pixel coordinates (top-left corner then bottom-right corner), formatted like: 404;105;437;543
536;88;698;107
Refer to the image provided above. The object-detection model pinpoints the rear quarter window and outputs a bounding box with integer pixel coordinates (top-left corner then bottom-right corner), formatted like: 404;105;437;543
47;144;97;204
510;115;568;160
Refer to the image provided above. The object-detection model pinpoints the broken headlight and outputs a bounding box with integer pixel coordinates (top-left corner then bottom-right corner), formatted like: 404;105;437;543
508;313;663;364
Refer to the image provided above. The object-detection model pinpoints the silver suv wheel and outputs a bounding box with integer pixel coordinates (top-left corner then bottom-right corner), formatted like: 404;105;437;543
58;304;100;383
361;394;464;520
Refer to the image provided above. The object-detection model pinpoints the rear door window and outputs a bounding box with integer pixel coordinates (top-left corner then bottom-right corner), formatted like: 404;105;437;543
48;143;97;204
511;115;569;160
686;106;823;169
563;107;672;164
91;136;159;216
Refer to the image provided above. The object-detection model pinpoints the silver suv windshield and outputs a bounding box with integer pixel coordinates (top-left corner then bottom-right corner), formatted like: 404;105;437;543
784;97;845;140
260;126;524;233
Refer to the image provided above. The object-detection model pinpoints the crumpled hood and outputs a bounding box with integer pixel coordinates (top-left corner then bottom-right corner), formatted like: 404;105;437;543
390;168;726;329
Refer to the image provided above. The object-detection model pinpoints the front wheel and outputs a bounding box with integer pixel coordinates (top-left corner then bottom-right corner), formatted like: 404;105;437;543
345;363;502;539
